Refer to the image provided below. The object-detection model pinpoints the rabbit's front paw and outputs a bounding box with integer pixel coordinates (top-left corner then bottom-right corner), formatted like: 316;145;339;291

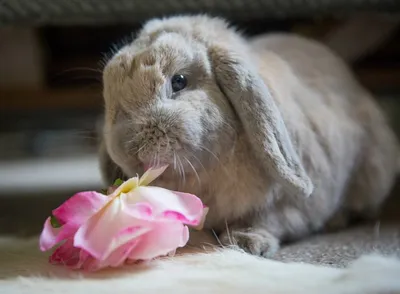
219;227;279;258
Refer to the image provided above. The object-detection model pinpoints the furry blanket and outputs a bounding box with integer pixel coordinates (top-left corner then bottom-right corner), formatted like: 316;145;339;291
1;230;400;294
1;181;399;293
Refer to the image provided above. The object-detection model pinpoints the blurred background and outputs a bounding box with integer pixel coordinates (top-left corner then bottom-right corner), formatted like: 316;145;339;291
0;1;399;236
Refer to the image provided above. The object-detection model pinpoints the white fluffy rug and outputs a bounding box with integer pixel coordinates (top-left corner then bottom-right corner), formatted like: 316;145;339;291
1;231;400;294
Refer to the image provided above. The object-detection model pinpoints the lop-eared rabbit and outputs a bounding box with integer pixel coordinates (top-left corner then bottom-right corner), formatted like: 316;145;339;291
100;15;399;257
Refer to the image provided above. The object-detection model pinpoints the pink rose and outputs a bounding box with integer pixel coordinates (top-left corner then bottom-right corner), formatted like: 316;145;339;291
39;166;206;271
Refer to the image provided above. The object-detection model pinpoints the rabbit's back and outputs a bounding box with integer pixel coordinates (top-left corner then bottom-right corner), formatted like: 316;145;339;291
249;33;398;231
250;33;366;108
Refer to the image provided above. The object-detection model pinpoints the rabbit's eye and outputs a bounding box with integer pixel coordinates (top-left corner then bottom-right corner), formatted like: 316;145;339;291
171;74;187;92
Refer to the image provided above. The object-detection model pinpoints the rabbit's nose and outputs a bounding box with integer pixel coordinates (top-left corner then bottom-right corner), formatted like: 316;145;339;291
140;124;168;145
136;124;171;164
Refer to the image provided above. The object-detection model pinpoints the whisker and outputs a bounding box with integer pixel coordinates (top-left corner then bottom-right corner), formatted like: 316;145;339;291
63;67;103;74
133;142;148;156
186;151;209;178
181;157;186;185
198;145;233;177
165;134;177;174
176;155;182;185
51;67;103;84
174;153;182;187
199;242;219;252
224;220;235;247
155;142;160;168
57;131;99;142
125;134;142;145
55;75;102;83
211;229;225;248
173;151;177;171
183;156;201;186
198;145;220;163
177;155;186;187
150;153;156;169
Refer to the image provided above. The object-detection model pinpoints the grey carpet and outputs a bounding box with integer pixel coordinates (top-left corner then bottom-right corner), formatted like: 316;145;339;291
274;223;400;267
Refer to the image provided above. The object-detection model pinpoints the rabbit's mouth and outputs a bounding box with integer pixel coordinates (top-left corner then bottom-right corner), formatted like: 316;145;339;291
137;148;188;170
135;143;205;176
119;116;206;175
128;124;201;172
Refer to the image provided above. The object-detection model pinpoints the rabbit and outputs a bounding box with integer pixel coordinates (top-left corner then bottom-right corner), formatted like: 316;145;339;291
99;15;400;257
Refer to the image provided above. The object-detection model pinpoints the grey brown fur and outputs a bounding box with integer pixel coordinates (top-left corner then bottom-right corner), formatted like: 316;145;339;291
100;15;399;257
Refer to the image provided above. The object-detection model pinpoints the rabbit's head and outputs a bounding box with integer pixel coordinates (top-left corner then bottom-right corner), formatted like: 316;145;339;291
102;16;313;197
102;17;237;179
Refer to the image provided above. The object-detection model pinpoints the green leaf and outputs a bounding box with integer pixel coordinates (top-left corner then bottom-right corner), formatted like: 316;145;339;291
50;214;62;228
113;178;124;187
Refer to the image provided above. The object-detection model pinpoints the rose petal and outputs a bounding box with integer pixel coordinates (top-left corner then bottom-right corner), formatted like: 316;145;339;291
74;249;91;270
53;191;108;225
85;240;139;271
164;191;206;226
139;165;168;186
129;187;204;225
49;239;82;267
39;218;78;251
111;177;139;197
74;195;152;260
39;217;60;251
127;202;153;219
129;221;189;261
192;206;209;230
180;225;190;247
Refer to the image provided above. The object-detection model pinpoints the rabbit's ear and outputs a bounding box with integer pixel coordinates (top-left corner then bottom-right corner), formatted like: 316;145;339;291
210;46;314;197
98;141;128;186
